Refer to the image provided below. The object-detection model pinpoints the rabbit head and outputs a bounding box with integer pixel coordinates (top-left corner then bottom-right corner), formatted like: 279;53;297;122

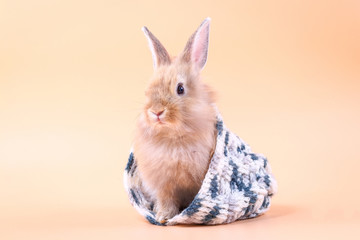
139;18;216;139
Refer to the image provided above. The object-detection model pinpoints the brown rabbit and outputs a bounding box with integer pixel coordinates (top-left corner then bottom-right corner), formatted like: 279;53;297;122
133;18;217;223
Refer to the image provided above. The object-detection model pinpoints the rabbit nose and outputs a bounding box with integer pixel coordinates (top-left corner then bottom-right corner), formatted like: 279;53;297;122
153;110;164;117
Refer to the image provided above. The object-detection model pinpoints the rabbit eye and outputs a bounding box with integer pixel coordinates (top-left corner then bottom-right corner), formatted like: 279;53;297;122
177;83;185;95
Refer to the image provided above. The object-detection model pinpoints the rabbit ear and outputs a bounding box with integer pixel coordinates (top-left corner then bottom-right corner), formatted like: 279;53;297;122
142;26;171;69
181;18;211;71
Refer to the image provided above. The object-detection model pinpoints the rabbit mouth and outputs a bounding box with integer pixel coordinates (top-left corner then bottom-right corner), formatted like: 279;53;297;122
148;115;166;126
155;119;164;124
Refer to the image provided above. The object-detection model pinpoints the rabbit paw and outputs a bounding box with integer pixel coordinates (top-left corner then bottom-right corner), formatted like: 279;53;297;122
155;204;179;224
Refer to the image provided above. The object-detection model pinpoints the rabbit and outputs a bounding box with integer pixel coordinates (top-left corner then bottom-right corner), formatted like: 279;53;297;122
133;18;217;223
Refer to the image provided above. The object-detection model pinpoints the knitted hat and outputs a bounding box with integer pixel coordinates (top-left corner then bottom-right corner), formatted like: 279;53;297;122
124;112;277;225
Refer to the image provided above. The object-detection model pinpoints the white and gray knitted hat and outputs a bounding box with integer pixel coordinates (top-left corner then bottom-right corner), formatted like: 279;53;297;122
124;112;277;225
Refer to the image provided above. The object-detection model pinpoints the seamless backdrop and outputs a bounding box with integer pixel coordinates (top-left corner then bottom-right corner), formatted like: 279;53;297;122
1;0;360;239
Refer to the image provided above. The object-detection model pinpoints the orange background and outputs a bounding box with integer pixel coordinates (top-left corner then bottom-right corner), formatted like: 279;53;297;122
1;0;360;239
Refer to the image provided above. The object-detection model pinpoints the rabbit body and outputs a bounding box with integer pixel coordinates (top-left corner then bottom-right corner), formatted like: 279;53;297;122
133;19;217;223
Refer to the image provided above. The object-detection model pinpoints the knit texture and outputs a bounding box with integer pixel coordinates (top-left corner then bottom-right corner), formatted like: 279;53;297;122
124;112;277;226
